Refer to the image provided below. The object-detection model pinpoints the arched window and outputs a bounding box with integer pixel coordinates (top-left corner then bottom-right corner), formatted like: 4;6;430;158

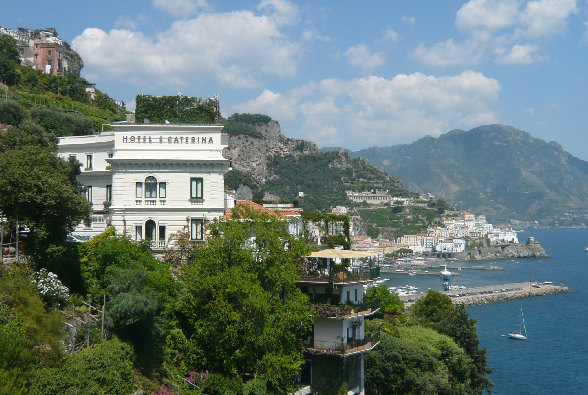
145;176;157;198
145;220;156;241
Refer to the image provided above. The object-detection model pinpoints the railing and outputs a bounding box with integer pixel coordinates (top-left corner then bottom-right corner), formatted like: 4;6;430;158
313;299;380;318
304;333;380;356
149;240;166;249
300;268;373;283
135;199;166;206
190;198;204;205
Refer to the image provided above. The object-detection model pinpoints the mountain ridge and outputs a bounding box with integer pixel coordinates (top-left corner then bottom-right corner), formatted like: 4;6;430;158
353;124;588;226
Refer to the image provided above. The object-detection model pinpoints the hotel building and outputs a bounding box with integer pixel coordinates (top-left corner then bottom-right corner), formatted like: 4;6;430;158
58;123;231;248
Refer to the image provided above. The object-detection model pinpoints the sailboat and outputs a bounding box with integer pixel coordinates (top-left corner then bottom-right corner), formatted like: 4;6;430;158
508;307;527;340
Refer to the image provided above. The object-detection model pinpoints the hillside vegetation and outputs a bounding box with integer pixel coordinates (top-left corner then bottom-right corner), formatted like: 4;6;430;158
354;124;588;226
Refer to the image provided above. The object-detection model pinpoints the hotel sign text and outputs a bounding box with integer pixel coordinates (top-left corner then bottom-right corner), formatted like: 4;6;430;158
122;135;214;144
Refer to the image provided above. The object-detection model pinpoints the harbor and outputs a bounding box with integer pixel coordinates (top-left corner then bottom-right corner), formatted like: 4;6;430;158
400;281;572;308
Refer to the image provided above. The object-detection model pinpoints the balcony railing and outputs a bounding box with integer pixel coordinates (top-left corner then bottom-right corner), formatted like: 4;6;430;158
149;240;166;249
304;333;380;357
313;299;380;318
299;267;375;284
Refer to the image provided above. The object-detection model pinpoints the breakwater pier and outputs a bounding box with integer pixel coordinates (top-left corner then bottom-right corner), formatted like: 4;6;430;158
402;281;572;308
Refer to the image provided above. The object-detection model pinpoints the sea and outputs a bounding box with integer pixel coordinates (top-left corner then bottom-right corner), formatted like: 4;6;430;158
381;228;588;394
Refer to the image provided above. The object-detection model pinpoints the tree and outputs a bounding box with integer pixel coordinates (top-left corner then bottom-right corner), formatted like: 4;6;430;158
364;284;404;315
172;216;314;393
0;100;26;126
0;34;19;62
0;55;19;86
0;129;91;251
365;333;451;394
32;338;135;395
411;290;493;393
78;228;177;373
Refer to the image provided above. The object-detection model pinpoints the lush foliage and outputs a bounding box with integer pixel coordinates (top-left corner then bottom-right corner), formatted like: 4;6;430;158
78;228;176;372
364;285;404;315
171;216;314;393
32;338;135;395
0;123;91;257
135;93;220;124
222;113;272;138
265;150;406;212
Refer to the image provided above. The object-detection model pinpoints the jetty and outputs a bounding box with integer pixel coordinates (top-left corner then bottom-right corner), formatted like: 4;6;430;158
401;281;572;308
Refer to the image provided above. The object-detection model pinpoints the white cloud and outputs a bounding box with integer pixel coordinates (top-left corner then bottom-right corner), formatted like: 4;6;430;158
383;28;399;42
152;0;210;18
417;0;578;67
456;0;520;33
412;39;483;67
402;16;416;25
495;44;544;64
343;44;386;71
235;71;501;148
257;0;299;27
301;29;330;42
72;8;300;90
231;89;298;121
519;0;578;39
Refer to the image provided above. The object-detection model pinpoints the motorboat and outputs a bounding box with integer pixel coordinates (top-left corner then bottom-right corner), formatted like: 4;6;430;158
440;265;452;279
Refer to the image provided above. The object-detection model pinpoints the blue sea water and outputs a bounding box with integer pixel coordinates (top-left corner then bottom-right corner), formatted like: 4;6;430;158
382;228;588;394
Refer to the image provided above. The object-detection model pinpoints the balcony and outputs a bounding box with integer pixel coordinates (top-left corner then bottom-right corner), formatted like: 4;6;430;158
304;333;380;357
149;240;167;249
299;267;378;284
313;299;380;319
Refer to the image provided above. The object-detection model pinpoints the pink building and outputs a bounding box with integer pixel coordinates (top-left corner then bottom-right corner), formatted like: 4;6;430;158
33;39;65;75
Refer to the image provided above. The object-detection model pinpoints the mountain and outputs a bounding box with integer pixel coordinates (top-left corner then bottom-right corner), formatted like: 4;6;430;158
353;124;588;226
223;117;408;212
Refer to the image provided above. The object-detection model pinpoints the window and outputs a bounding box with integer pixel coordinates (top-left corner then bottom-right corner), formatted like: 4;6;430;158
145;176;157;198
135;226;142;241
68;154;76;161
158;226;166;242
48;49;52;56
347;290;350;303
191;218;204;240
86;154;93;169
159;182;166;198
190;178;203;199
106;185;112;202
107;152;113;158
135;182;143;198
85;186;92;203
48;60;52;65
354;288;358;302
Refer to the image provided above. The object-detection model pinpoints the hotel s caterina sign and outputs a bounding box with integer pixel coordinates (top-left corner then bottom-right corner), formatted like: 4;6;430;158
121;134;214;145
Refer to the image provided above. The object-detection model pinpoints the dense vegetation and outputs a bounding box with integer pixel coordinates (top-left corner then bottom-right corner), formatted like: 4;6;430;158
355;124;588;226
264;150;407;212
135;94;220;124
358;203;446;237
221;113;271;138
0;34;124;132
365;288;493;394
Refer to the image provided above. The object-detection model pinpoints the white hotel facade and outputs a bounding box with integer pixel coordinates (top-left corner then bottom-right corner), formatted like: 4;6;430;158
58;123;231;248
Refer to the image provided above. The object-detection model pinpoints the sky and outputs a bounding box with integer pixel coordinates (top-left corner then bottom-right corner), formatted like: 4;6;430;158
2;0;588;159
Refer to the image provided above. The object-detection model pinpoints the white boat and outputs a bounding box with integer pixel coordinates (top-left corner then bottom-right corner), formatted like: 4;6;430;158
508;307;527;340
440;265;452;279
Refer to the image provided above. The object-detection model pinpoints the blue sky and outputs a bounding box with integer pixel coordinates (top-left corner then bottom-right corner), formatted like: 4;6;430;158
2;0;588;159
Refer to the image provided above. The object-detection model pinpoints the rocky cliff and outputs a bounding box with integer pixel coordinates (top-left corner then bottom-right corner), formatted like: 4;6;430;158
223;120;318;183
452;241;548;260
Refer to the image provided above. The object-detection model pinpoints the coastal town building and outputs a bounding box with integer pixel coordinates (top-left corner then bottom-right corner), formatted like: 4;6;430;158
57;123;231;249
297;249;380;394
